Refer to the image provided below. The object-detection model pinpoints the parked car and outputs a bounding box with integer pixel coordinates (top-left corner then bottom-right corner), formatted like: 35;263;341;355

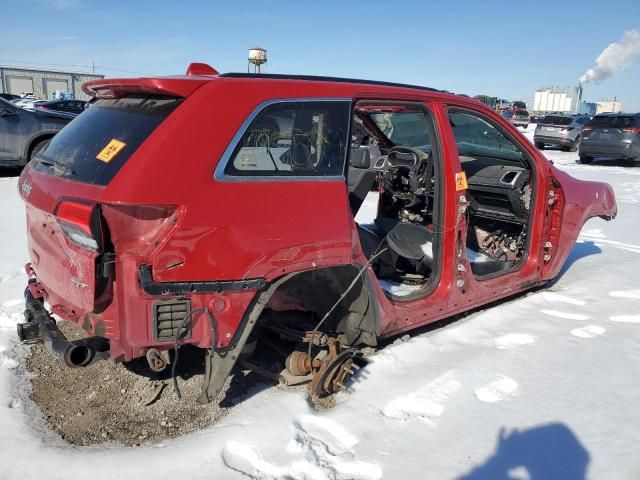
16;65;617;406
0;97;72;166
579;113;640;164
36;99;87;116
530;114;545;123
500;109;529;128
534;114;591;151
0;93;20;102
511;101;527;111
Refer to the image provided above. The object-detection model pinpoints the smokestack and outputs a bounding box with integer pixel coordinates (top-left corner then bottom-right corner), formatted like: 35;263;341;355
580;29;640;83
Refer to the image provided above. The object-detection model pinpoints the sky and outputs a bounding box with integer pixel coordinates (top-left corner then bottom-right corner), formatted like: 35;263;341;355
1;0;639;110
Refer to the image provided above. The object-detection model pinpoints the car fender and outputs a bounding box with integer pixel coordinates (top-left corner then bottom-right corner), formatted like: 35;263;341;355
542;166;617;281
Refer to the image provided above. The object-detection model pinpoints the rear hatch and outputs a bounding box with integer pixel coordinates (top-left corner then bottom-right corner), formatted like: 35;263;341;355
582;115;637;146
537;115;572;138
21;95;183;313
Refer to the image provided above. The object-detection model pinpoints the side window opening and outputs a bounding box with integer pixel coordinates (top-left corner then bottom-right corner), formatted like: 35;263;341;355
224;101;350;177
448;109;533;278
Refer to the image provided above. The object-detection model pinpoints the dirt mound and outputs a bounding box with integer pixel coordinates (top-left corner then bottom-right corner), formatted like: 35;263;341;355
19;320;264;446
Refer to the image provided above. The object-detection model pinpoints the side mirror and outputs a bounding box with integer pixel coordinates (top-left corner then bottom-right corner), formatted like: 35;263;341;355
350;148;371;169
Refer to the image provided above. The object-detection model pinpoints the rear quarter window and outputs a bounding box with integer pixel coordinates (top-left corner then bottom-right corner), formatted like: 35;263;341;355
223;101;350;177
32;96;182;186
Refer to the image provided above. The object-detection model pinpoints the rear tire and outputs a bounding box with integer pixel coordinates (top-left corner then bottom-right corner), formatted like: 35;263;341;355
28;139;50;163
535;142;545;150
579;155;593;164
569;136;580;152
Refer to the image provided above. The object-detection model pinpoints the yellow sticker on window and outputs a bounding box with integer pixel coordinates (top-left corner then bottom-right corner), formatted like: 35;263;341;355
455;171;468;191
96;139;126;163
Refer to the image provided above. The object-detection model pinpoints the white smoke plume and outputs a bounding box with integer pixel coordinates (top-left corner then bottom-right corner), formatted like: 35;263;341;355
580;29;640;83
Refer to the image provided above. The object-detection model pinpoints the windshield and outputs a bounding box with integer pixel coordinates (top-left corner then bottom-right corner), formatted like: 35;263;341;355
370;112;432;152
32;96;182;186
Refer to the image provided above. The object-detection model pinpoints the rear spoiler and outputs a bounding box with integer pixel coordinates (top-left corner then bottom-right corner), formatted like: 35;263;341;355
82;76;211;99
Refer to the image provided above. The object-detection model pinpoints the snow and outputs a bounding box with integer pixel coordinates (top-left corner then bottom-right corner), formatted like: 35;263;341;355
1;124;640;478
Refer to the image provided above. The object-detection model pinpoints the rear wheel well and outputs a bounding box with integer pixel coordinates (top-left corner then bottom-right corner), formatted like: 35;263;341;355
27;134;55;163
259;265;377;347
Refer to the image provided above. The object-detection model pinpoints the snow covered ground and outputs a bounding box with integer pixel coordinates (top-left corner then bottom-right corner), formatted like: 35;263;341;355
1;125;640;479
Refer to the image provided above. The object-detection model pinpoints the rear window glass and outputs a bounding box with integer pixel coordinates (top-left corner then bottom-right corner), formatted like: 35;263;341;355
588;115;635;128
540;116;572;126
33;96;181;186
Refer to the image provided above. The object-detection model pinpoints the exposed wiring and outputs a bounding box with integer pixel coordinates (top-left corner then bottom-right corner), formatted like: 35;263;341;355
171;307;217;400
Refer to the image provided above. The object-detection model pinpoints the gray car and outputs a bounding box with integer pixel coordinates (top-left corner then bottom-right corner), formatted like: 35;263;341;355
534;114;591;152
500;109;529;128
0;97;72;166
579;113;640;164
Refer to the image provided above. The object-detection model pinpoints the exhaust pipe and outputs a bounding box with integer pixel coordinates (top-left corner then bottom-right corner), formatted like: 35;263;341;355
18;288;107;367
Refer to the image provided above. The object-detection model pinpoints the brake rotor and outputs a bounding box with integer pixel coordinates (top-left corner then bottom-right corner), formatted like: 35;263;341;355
310;350;355;398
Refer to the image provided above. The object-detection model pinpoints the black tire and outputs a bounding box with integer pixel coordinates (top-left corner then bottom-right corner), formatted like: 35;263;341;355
535;142;545;150
569;136;580;152
579;155;593;164
28;138;50;163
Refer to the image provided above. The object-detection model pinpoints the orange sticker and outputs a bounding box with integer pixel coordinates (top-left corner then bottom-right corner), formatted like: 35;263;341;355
455;171;468;191
96;139;126;163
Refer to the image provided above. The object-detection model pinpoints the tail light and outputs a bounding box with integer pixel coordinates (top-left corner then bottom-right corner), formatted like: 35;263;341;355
560;127;574;132
38;105;50;110
582;126;592;132
55;201;101;252
622;127;640;134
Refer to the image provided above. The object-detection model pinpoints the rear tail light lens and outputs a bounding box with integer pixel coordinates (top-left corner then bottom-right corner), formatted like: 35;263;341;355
622;127;640;134
55;201;101;252
561;127;574;132
582;126;592;131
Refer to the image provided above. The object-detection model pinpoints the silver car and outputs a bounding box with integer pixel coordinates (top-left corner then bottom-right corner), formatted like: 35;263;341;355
534;114;591;152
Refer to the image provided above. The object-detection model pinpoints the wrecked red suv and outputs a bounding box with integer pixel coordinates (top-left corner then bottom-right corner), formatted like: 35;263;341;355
17;64;617;404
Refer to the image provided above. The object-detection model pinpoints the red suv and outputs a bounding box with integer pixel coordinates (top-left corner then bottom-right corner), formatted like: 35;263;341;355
17;64;617;404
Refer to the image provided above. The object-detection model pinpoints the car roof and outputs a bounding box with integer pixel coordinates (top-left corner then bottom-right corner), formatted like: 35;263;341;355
82;66;477;108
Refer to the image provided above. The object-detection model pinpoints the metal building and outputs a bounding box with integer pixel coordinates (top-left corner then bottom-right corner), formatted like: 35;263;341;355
533;85;583;115
0;66;104;100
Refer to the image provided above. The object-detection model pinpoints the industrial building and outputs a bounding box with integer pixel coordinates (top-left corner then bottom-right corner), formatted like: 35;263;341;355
532;85;624;116
595;100;623;114
533;85;583;114
0;66;103;101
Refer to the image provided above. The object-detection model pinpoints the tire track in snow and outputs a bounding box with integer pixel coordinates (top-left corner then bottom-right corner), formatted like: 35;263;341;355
609;290;640;300
610;315;640;324
474;376;519;403
381;370;462;420
571;325;606;338
494;334;536;350
540;309;589;321
222;415;383;480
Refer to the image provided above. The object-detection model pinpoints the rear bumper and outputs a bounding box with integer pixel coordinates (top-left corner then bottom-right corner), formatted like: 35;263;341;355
534;134;576;145
25;259;261;362
18;281;110;367
579;143;640;159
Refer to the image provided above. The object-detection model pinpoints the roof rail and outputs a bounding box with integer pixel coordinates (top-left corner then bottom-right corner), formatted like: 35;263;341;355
218;73;442;93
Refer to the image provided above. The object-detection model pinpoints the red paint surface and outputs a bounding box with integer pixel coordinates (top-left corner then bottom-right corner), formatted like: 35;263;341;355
18;74;617;361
